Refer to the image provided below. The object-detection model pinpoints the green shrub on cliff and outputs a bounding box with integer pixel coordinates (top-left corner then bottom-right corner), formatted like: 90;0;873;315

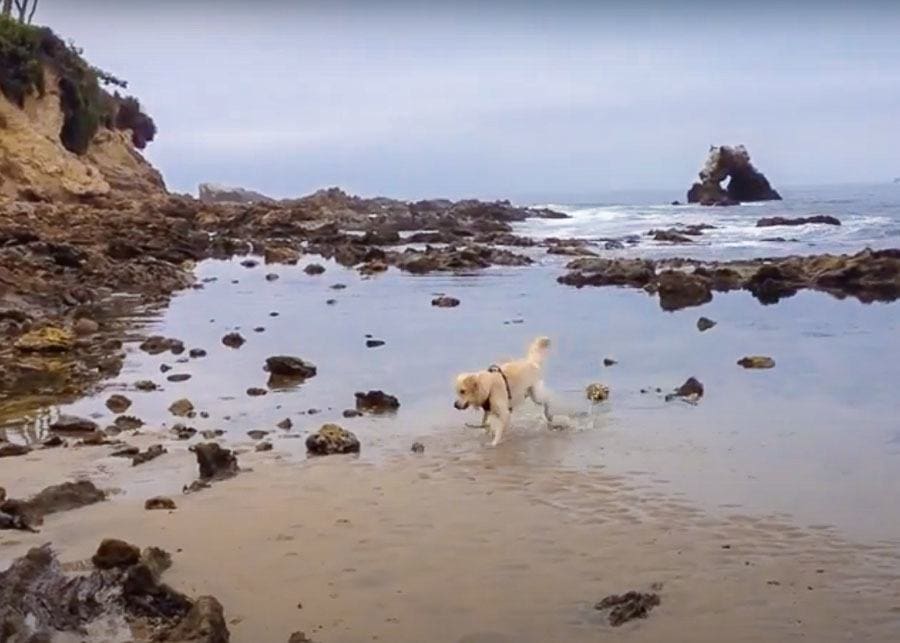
0;15;156;154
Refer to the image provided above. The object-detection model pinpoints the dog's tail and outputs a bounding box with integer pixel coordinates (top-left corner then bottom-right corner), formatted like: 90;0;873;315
528;336;551;365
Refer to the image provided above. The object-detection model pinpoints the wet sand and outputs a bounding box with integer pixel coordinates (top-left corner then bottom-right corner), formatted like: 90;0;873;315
3;255;900;641
4;446;900;642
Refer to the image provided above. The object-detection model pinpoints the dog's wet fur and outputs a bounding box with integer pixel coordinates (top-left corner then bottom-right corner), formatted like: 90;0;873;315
453;336;553;446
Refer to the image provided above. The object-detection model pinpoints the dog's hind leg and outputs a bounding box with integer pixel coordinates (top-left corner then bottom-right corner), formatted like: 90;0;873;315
529;381;553;423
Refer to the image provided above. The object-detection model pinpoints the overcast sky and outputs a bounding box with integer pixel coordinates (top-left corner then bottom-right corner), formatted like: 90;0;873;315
34;1;900;201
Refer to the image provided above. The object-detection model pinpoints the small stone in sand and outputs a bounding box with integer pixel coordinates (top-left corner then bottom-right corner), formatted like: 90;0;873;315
265;356;317;379
304;263;326;275
114;415;144;431
366;339;385;348
247;430;269;440
410;441;425;454
200;429;224;439
738;356;775;369
265;273;279;281
253;326;265;332
307;408;320;415
603;358;617;367
306;424;360;456
132;444;166;466
255;441;273;452
330;283;347;290
277;418;293;430
431;296;460;308
105;394;132;414
697;317;717;332
325;298;337;305
92;538;140;569
240;259;258;268
222;332;245;348
666;377;704;402
171;424;196;440
247;387;268;397
167;373;191;382
145;496;176;511
160;364;172;373
289;632;313;643
342;409;362;418
269;311;279;317
189;348;207;358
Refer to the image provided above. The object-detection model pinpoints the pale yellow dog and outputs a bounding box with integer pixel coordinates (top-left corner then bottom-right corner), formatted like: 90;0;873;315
453;336;553;446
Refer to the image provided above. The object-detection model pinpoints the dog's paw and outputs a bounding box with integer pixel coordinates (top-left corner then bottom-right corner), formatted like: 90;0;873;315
548;415;573;431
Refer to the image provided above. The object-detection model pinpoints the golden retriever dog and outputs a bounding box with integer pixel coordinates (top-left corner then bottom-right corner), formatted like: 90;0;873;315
453;336;553;446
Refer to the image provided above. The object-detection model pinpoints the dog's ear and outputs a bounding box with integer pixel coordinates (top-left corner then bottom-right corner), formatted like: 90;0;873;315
462;374;478;392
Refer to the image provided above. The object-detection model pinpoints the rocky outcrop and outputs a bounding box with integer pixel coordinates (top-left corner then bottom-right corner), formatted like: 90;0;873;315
686;145;781;205
198;182;274;204
559;249;900;309
756;215;840;227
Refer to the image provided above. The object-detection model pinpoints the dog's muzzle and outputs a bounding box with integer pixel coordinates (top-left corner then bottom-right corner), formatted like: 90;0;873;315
454;400;469;410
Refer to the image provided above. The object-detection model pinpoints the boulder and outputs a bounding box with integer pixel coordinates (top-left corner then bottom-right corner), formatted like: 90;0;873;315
265;356;317;378
655;271;713;311
92;538;141;569
686;145;781;205
306;424;360;456
263;245;301;265
145;496;177;510
355;390;400;413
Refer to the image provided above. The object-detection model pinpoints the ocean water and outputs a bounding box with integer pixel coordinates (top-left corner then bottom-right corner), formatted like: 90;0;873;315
519;183;900;260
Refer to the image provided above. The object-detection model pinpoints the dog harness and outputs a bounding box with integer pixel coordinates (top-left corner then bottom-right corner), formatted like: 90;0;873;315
486;364;513;412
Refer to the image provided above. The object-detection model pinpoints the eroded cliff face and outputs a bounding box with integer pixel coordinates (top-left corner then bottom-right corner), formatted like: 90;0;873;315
0;68;164;202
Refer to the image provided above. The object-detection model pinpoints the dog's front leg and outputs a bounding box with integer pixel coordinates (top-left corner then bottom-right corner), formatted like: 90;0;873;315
488;406;510;447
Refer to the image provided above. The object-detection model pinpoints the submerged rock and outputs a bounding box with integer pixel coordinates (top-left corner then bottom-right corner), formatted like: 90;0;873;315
354;390;400;413
431;295;460;308
306;424;361;456
737;355;776;369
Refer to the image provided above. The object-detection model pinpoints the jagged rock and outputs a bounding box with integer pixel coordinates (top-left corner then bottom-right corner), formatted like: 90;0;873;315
199;182;273;204
557;257;656;289
306;424;360;456
168;398;195;417
697;317;717;332
265;355;317;378
191;443;238;480
49;415;98;434
355;390;400;413
594;591;661;626
132;444;166;466
687;145;781;205
145;497;177;511
221;332;245;348
276;418;292;430
114;415;144;431
737;356;775;369
105;394;132;413
161;595;230;643
410;441;425;454
431;296;460;308
756;215;840;227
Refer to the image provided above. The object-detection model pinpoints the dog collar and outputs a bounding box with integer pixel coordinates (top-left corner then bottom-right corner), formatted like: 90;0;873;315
487;364;513;412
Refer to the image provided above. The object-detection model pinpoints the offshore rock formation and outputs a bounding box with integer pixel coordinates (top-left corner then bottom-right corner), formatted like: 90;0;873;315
198;182;274;204
686;145;781;206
